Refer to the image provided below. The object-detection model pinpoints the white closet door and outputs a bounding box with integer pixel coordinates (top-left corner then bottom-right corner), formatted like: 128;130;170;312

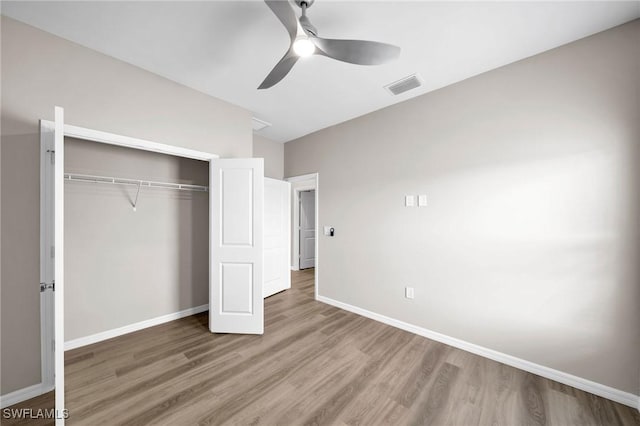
53;106;66;425
210;159;264;334
263;178;291;298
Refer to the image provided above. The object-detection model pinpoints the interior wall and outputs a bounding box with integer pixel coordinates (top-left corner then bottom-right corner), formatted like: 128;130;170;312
1;16;252;395
64;138;208;341
284;20;640;395
253;135;284;180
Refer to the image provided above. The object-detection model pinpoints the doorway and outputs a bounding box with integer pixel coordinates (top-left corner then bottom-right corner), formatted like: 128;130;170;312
286;173;319;300
299;190;315;269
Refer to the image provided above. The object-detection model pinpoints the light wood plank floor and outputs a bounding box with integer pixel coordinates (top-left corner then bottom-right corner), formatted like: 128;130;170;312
5;269;639;425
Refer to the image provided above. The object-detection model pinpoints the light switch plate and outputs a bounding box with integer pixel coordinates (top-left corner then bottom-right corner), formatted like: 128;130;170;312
418;195;427;207
405;287;415;299
405;195;415;207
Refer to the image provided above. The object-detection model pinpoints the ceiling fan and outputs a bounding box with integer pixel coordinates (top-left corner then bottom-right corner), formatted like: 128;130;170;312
258;0;401;89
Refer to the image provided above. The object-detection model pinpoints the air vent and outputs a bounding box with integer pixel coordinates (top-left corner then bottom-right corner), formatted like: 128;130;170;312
384;74;422;96
252;117;272;131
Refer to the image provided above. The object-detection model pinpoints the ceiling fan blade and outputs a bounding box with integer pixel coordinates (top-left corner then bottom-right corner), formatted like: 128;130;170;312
264;0;299;42
258;49;299;89
312;37;400;65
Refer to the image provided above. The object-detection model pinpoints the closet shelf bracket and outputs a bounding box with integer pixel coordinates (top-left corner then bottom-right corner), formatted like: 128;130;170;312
132;182;142;212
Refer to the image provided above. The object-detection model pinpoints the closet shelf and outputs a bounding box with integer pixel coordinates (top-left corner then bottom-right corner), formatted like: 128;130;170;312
64;173;208;192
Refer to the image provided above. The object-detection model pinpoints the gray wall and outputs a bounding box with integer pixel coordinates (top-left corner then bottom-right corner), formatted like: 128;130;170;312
285;20;640;395
1;16;252;395
253;135;284;180
64;138;209;341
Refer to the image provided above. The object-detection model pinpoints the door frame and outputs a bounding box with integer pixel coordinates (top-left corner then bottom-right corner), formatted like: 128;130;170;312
285;173;319;300
39;116;218;421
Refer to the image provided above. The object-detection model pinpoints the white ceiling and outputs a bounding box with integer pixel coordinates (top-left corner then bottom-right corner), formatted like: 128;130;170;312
2;1;638;142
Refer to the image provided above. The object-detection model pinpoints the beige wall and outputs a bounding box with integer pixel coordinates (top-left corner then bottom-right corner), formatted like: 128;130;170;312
64;138;209;341
253;135;284;180
285;20;640;395
1;16;252;395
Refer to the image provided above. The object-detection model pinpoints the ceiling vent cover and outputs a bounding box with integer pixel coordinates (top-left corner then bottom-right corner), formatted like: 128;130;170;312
384;74;422;96
252;117;272;132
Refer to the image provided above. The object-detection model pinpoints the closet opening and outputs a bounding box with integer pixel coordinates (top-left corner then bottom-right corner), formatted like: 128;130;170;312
62;137;210;350
41;107;266;423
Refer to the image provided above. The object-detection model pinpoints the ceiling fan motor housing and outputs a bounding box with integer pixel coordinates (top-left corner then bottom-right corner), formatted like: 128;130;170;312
294;0;315;9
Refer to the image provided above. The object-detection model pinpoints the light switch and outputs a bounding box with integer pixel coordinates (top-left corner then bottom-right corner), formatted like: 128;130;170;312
418;195;427;207
405;195;415;207
405;287;415;299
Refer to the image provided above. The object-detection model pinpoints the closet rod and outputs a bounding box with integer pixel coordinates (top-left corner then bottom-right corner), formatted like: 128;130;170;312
64;173;208;192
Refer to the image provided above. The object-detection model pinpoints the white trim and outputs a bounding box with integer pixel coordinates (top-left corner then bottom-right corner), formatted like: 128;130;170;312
317;295;640;409
285;173;319;301
0;383;53;409
285;173;318;183
64;304;209;351
39;121;218;161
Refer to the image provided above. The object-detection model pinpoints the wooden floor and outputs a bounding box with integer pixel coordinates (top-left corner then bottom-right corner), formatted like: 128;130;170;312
5;269;639;425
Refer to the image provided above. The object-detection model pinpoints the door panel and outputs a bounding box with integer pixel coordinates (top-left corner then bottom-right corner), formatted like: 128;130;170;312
39;119;55;392
263;178;291;298
299;190;315;269
210;159;264;334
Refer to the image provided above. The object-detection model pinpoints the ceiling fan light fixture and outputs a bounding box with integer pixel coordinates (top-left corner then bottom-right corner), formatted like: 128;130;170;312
293;36;315;57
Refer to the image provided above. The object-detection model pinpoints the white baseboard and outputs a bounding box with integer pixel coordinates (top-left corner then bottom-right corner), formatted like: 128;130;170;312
0;382;53;409
64;304;209;351
317;295;640;409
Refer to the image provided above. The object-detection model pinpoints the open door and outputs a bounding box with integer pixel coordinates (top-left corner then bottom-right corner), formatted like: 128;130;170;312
209;159;264;334
52;107;66;424
263;178;291;298
39;120;55;393
38;107;67;422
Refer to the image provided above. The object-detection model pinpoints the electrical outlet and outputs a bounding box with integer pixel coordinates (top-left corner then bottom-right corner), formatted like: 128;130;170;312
405;286;414;299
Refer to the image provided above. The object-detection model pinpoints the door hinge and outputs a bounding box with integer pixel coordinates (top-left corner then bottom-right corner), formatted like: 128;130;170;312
40;281;55;292
47;149;55;165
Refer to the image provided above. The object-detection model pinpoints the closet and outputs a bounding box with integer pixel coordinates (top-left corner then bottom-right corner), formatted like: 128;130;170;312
63;137;210;344
40;107;288;424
